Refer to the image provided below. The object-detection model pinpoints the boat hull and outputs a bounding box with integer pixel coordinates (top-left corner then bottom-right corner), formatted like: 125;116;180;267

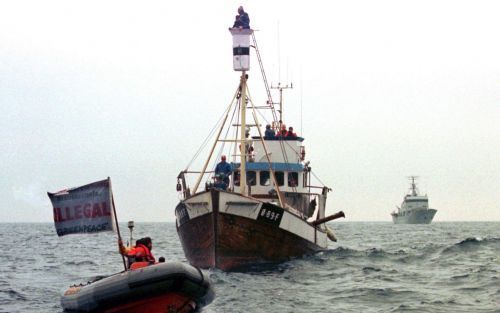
391;209;437;224
176;189;327;271
103;292;195;313
61;262;213;313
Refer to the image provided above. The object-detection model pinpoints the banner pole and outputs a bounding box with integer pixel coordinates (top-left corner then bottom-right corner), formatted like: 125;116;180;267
108;177;127;271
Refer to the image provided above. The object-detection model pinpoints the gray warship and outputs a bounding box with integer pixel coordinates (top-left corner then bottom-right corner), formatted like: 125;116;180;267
391;176;437;224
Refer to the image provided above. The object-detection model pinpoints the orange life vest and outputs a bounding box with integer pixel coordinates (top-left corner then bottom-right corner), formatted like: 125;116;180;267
126;244;155;266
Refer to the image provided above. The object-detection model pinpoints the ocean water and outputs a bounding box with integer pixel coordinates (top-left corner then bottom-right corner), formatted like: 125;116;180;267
0;222;498;313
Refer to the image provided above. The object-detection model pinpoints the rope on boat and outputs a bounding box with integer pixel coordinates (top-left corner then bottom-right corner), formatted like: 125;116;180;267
212;96;240;175
184;85;241;171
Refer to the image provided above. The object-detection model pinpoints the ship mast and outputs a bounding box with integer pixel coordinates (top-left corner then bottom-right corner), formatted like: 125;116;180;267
239;72;248;196
231;28;287;203
230;28;253;196
409;176;418;196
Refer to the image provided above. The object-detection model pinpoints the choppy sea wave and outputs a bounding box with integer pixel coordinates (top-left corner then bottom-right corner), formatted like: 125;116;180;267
0;222;498;313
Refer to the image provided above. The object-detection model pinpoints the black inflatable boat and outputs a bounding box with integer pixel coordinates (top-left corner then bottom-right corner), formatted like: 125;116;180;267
61;261;213;313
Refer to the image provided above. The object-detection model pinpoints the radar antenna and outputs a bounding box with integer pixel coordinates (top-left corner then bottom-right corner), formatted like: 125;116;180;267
408;176;419;196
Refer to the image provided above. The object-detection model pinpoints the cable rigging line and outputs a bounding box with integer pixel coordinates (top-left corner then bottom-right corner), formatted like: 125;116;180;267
184;85;241;171
251;32;278;124
192;86;240;194
212;98;240;173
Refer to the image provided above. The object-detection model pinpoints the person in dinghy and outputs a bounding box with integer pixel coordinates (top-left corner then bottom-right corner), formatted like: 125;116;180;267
119;237;161;269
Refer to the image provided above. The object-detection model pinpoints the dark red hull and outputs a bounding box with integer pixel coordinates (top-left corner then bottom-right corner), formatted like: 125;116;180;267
61;262;213;312
104;292;195;313
176;191;324;271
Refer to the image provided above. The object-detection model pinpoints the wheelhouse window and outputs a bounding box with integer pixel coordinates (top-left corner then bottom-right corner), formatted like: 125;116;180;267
257;171;284;186
247;171;256;186
233;170;256;186
288;172;298;187
260;171;271;186
275;171;284;186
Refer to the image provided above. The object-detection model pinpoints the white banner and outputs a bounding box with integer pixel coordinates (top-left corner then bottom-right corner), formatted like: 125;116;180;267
48;178;115;236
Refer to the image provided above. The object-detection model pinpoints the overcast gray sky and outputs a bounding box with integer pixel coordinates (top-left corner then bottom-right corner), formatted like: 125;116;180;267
1;0;499;222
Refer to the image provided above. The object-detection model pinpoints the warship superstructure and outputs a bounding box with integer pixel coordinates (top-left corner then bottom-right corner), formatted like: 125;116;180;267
391;176;437;224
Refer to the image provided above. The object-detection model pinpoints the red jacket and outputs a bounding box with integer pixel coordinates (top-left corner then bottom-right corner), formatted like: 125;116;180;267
125;244;155;264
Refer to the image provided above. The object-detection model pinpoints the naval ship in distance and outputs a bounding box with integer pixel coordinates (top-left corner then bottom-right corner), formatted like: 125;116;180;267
391;176;437;224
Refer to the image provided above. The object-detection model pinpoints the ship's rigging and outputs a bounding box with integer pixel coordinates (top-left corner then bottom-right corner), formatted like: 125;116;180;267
177;32;328;216
174;26;345;271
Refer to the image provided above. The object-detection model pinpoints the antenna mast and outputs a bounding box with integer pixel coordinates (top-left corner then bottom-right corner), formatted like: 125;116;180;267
408;176;419;196
271;83;293;128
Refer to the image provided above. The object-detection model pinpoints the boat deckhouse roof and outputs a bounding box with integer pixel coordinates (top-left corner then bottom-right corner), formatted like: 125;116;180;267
252;136;304;142
230;162;304;172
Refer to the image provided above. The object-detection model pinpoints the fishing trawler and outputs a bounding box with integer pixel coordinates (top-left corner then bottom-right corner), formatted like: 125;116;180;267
391;176;437;224
174;27;345;271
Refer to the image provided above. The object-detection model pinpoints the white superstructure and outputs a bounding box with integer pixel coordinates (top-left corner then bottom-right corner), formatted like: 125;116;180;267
391;177;437;224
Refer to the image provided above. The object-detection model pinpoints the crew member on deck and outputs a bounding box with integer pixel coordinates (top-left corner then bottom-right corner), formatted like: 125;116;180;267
277;124;287;137
245;130;255;162
286;126;297;138
215;155;232;186
119;237;156;268
264;124;275;139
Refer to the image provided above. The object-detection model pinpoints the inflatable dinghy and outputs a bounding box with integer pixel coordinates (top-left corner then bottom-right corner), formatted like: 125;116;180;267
61;261;213;313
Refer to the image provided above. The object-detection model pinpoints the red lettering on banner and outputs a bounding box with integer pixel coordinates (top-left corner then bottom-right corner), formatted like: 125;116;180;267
92;203;102;218
83;204;92;218
53;208;62;223
53;202;111;222
74;205;83;219
65;207;73;220
102;202;111;216
56;208;65;222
